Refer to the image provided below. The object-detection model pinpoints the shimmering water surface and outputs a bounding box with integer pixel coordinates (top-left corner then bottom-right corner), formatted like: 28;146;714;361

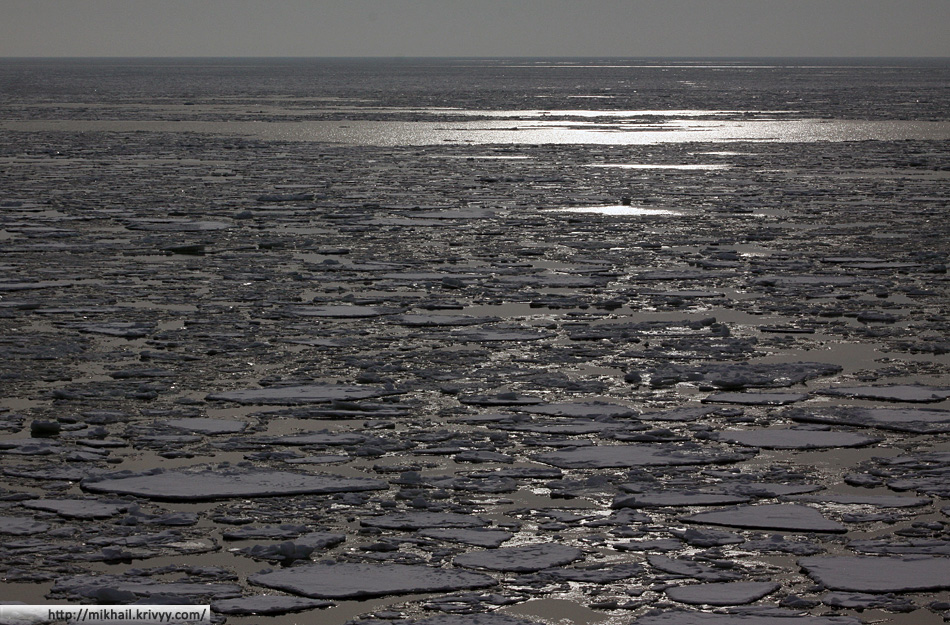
2;57;949;144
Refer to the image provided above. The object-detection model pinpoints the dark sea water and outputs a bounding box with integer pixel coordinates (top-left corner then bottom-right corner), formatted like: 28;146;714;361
1;58;950;625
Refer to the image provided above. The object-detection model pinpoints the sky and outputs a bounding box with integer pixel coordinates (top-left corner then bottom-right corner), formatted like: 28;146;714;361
2;0;949;58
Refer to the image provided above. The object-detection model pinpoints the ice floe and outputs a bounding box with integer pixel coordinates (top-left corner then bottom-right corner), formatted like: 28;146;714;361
665;581;780;606
81;468;388;501
454;543;584;572
535;443;754;468
249;563;497;598
799;555;950;592
713;428;880;449
682;504;846;533
206;384;402;405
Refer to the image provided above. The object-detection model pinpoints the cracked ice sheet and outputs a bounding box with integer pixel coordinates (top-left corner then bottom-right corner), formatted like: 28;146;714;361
81;468;387;501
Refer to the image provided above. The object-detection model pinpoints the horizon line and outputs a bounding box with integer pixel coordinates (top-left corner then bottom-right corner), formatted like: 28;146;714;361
2;54;949;61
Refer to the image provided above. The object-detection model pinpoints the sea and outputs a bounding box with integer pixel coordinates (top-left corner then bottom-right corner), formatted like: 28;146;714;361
2;57;950;144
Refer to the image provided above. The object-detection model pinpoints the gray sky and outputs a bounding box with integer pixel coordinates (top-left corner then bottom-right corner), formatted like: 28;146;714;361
2;0;949;58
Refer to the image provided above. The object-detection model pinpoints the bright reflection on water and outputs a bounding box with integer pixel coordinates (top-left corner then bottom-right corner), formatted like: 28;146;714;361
587;164;730;170
549;205;680;216
4;117;950;146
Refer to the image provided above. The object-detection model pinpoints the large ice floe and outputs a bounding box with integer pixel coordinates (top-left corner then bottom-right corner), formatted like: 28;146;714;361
2;59;950;625
81;467;387;500
249;563;498;598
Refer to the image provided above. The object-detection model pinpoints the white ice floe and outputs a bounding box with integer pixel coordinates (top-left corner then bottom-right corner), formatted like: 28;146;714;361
665;581;780;606
160;417;248;434
206;383;402;405
519;401;637;418
816;384;950;403
630;611;861;624
454;543;584;572
702;392;809;405
288;305;400;317
613;491;751;508
418;528;514;548
0;516;49;535
789;406;950;433
249;562;497;598
211;595;334;615
682;504;846;533
535;443;753;468
713;428;880;449
81;468;387;501
21;498;128;519
799;555;950;592
361;512;491;530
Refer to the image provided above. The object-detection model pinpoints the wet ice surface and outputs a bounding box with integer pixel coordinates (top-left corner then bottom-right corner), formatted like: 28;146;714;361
1;58;950;625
